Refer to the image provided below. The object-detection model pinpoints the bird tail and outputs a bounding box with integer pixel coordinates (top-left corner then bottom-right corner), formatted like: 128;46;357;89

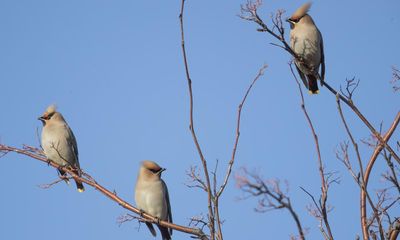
72;169;85;192
158;225;172;240
145;222;157;237
307;74;319;94
58;169;70;185
75;180;85;192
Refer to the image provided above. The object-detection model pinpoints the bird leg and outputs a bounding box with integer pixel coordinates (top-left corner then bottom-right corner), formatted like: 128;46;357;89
154;216;161;225
138;209;145;217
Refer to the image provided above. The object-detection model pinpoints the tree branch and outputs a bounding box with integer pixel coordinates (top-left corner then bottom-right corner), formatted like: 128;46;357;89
179;1;215;238
240;1;400;164
236;168;306;240
360;112;400;240
0;144;209;240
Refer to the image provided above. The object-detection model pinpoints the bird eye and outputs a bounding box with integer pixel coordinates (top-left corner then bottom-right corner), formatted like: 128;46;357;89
290;18;300;23
47;112;55;119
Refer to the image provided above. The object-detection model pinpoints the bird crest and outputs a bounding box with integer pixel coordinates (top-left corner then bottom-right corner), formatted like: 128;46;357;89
142;160;162;172
290;2;312;20
45;104;57;114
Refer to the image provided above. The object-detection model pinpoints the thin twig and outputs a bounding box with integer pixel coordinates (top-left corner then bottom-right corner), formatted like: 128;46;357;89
361;112;400;240
0;144;209;240
236;168;306;240
289;63;334;239
217;64;267;198
179;1;215;238
240;2;400;164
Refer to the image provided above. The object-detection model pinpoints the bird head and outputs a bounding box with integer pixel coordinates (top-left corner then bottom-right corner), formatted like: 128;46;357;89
286;2;313;28
141;160;166;179
38;104;63;125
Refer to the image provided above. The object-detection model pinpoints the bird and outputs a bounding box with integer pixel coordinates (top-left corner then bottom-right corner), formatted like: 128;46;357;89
135;160;173;240
38;104;85;192
287;2;325;94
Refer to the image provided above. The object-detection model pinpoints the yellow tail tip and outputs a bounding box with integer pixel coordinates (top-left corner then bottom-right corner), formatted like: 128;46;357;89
308;90;319;95
78;188;85;193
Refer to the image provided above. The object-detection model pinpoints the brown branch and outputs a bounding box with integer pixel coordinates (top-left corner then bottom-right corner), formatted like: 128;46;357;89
336;98;364;180
236;168;306;240
212;65;267;240
336;96;388;238
361;112;400;240
240;1;400;164
289;63;334;240
179;0;215;238
0;144;208;240
325;82;400;165
391;66;400;92
38;176;71;189
217;64;267;199
186;166;208;191
382;149;400;194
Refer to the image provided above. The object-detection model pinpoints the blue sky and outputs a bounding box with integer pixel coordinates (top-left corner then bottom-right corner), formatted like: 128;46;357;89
1;0;399;239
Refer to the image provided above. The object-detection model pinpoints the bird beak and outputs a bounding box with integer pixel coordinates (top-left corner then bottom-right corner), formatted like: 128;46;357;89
157;168;166;176
286;18;291;23
38;115;47;124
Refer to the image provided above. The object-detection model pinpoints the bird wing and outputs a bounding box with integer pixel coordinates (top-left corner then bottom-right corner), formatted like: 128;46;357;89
145;222;157;237
319;29;325;84
64;124;80;169
295;64;309;89
162;179;173;235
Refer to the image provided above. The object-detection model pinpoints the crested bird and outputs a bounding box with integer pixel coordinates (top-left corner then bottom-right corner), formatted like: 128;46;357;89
39;105;84;192
287;2;325;94
135;160;172;240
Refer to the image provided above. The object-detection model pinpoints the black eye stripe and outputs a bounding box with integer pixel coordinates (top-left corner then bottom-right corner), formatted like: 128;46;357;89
47;112;55;119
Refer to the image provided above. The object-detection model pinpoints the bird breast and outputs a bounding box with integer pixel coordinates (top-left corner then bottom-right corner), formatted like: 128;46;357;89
290;24;321;72
135;180;168;220
41;123;75;166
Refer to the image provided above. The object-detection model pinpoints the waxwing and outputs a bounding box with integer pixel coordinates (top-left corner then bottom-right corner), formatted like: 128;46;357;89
135;160;172;240
287;2;325;94
39;105;84;192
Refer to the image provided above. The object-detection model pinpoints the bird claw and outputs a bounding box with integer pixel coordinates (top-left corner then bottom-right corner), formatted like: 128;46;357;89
46;159;53;166
138;209;145;217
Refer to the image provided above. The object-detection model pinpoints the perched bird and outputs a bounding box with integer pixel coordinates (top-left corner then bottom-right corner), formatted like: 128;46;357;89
135;160;172;240
38;105;85;192
287;2;325;94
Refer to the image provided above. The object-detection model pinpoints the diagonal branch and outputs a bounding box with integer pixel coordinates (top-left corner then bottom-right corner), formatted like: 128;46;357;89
0;144;209;240
360;112;400;240
217;64;267;198
240;1;400;164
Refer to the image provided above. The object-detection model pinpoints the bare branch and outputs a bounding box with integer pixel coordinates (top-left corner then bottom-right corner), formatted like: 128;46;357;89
289;62;334;239
391;66;400;92
186;166;208;191
236;168;306;240
179;0;215;238
217;64;267;198
37;176;71;189
240;1;400;164
361;112;400;240
0;144;209;240
339;77;360;100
